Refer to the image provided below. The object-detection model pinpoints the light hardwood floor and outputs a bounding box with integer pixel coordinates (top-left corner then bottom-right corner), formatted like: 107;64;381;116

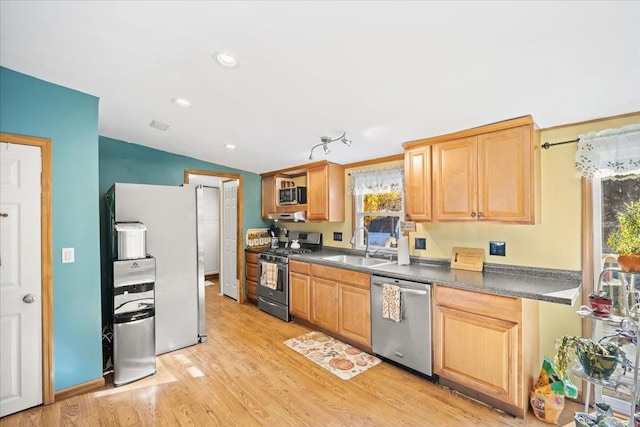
2;285;581;426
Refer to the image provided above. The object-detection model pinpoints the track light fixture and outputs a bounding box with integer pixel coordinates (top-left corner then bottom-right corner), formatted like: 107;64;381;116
309;132;351;160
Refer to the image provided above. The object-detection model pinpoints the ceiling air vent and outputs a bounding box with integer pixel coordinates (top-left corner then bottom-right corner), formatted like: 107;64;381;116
149;120;170;131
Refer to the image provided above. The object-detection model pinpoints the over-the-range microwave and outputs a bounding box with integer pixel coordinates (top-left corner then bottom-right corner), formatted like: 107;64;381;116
278;186;307;205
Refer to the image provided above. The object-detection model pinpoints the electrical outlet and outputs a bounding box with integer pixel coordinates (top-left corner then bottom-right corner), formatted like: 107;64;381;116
333;232;342;242
415;237;426;250
489;241;506;256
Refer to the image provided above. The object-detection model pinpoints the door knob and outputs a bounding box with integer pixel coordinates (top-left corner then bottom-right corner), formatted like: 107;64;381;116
23;294;36;304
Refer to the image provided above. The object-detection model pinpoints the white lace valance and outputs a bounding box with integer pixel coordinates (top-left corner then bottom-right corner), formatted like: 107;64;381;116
575;124;640;178
348;167;404;195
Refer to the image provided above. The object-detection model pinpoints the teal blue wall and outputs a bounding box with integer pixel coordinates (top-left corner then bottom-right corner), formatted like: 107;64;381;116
98;136;266;300
99;135;265;230
0;67;103;391
0;66;266;393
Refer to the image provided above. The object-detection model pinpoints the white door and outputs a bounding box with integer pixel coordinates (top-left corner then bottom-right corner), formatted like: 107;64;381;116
202;187;220;275
221;180;238;299
0;142;42;417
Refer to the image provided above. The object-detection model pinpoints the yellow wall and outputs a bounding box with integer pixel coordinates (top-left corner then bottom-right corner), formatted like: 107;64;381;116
285;112;640;367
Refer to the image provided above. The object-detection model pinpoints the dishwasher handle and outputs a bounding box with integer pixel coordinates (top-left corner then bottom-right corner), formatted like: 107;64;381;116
371;280;430;296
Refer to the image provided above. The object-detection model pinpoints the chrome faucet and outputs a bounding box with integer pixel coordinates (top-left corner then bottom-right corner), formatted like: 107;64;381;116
350;226;370;258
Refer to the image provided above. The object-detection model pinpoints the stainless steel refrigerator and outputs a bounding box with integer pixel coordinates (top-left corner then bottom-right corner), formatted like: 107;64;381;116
106;183;207;355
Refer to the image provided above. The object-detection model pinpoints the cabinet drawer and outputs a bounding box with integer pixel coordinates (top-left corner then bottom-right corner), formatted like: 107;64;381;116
290;260;310;275
246;280;257;299
246;251;259;264
434;285;521;323
246;263;258;280
311;264;369;289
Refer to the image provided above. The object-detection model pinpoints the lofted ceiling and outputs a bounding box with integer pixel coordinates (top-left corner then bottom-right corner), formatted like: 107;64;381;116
1;1;639;174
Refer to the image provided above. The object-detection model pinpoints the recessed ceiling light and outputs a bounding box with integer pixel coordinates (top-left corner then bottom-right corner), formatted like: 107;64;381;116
224;144;236;150
213;51;239;69
149;120;170;131
172;97;192;108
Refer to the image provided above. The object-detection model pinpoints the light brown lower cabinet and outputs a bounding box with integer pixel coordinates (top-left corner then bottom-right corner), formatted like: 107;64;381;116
289;260;311;321
433;285;539;418
289;261;371;348
337;282;371;346
245;251;259;303
310;277;339;331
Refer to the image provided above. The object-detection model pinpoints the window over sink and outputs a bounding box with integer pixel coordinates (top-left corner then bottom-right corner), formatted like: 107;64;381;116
350;167;404;250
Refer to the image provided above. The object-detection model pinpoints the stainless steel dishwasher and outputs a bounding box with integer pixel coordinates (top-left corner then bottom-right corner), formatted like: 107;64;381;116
370;275;432;377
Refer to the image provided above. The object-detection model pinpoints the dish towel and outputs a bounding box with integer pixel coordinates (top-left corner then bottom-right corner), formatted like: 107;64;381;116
382;284;401;322
260;261;278;290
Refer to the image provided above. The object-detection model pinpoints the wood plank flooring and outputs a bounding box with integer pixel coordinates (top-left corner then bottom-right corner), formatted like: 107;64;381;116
2;285;582;426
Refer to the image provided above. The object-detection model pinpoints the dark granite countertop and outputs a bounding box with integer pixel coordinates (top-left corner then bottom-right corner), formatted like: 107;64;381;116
289;248;581;305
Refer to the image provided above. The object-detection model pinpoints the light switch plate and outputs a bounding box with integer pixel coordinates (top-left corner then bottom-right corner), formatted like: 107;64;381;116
333;232;342;241
62;247;75;263
415;237;426;250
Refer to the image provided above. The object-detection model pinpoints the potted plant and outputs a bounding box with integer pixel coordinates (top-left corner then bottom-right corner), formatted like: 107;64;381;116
588;291;613;316
554;336;619;381
607;199;640;273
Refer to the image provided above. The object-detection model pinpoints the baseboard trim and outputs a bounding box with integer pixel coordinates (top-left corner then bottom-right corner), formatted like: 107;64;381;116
54;377;105;402
439;376;526;419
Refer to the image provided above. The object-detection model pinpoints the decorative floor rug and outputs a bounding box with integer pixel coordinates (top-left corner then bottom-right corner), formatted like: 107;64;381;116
284;331;381;380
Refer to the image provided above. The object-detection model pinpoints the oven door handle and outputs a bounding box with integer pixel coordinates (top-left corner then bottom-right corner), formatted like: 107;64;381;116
258;296;282;308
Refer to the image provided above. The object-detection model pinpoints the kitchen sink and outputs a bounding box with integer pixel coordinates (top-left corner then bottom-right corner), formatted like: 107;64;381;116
321;254;394;268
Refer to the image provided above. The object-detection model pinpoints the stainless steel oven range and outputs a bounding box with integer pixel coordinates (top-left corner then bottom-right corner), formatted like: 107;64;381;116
257;230;322;321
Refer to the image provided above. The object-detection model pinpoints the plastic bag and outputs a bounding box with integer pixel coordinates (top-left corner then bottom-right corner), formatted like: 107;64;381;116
530;356;576;424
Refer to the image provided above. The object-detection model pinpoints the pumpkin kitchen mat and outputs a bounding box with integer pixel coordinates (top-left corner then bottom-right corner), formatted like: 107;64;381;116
284;331;381;380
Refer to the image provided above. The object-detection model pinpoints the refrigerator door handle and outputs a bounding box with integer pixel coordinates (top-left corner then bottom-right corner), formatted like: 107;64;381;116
195;185;207;343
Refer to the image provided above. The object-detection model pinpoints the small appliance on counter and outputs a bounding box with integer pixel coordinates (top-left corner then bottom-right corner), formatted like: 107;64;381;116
114;222;147;260
269;224;280;249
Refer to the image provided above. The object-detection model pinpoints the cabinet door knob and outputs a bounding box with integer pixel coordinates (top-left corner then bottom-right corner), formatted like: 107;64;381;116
470;211;477;218
478;211;484;218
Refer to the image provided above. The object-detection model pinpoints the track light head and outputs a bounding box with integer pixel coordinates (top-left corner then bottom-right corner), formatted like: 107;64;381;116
308;132;351;160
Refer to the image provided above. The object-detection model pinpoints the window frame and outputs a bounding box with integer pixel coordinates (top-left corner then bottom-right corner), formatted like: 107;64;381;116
352;191;404;251
586;172;640;413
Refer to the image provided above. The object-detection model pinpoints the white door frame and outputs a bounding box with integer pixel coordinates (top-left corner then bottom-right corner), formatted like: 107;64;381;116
0;132;54;405
184;170;245;303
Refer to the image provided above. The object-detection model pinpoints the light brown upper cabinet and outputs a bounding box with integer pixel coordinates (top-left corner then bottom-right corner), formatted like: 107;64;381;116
261;175;277;220
403;116;539;224
433;125;534;223
261;161;345;222
404;145;432;222
306;163;345;222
